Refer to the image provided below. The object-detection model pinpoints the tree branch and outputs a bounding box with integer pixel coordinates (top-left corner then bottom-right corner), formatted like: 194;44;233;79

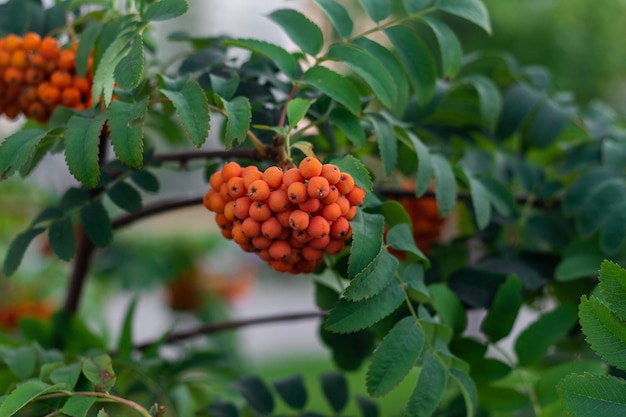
150;148;261;166
112;196;204;230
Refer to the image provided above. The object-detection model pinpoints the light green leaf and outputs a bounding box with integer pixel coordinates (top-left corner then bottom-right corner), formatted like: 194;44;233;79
118;297;138;358
406;350;447;417
223;96;251;148
327;44;397;108
437;0;491;34
384;25;437;105
331;154;373;192
348;211;385;278
221;38;299;79
367;316;425;397
80;201;112;248
82;355;116;392
108;97;149;168
107;181;142;213
579;295;626;371
368;113;397;176
314;0;353;39
386;223;428;263
0;129;47;181
287;98;314;127
329;108;366;147
64;113;108;187
3;227;46;276
291;141;315;158
431;154;457;217
302;66;361;115
0;345;36;379
598;260;626;320
468;175;492;229
325;280;405;333
0;380;52;417
558;374;626;417
422;16;462;79
450;369;478;417
61;396;96;417
268;9;324;56
459;74;501;131
76;22;103;77
344;249;399;301
161;79;210;147
48;217;76;262
481;275;522;342
380;200;412;228
141;0;189;21
429;283;466;333
114;35;144;90
358;0;391;23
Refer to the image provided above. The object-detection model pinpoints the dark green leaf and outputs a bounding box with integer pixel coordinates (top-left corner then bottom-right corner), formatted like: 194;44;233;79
230;376;274;414
268;9;324;56
118;297;138;358
107;181;142;212
555;254;606;282
598;260;626;320
0;380;52;417
273;375;307;410
368;113;397;176
61;396;96;417
130;170;160;193
380;200;412;228
0;129;47;181
207;402;239;417
223;96;251;148
525;97;572;148
577;181;626;237
579;295;626;371
403;262;431;301
470;358;512;384
344;249;399;301
348;211;385;278
600;206;626;253
497;82;543;139
0;345;36;379
558;374;626;417
161;79;211;147
406;350;447;417
114;35;144;89
429;283;466;333
480;178;518;218
460;75;501;131
65;113;108;187
314;0;353;39
356;396;379;417
358;0;391;22
141;0;189;21
82;355;116;392
450;369;478;417
329;108;365;147
467;175;492;229
80;201;112;247
331;154;373;192
48;217;76;261
402;131;433;196
422;16;462;79
404;0;434;14
386;223;428;263
221;38;299;79
384;25;436;105
3;227;45;276
367;316;424;397
481;275;522;342
563;168;619;215
108;97;149;168
320;326;376;370
302;66;361;115
437;0;491;34
327;44;396;108
325;280;405;333
431;154;457;216
515;304;579;366
320;372;348;414
315;282;340;310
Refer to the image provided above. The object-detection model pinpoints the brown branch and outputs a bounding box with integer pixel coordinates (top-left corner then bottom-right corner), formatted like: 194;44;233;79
112;196;204;230
134;310;327;351
150;148;261;166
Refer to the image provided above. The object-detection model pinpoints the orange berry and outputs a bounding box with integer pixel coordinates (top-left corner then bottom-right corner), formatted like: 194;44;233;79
10;50;28;69
321;203;342;222
50;71;72;88
261;217;283;239
248;201;272;222
26;101;47;123
203;189;225;213
269;240;291;261
268;189;291;213
215;213;232;230
221;228;233;239
325;239;345;254
209;171;223;190
321;185;339;204
4;35;22;52
346;186;366;206
302;245;323;262
37;83;61;106
223;200;236;221
282;167;304;188
0;50;10;67
291;229;312;244
289;210;310;231
227;176;247;199
299;157;323;179
299;198;321;213
336;196;350;216
277;227;291;240
330;217;350;239
337;173;355;194
72;76;91;94
22;32;41;51
232;222;250;245
4;67;23;85
252;235;272;250
307;176;330;199
345;206;357;220
241;217;262;238
270;260;292;273
40;37;61;60
57;50;76;71
288;182;308;203
4;102;20;119
19;86;37;107
248;179;270;201
263;166;284;189
242;166;263;188
307;216;330;239
233;196;253;220
276;210;292;228
29;54;45;70
285;248;302;264
221;161;242;181
321;164;341;185
61;87;82;107
219;182;231;201
24;68;44;85
309;235;330;250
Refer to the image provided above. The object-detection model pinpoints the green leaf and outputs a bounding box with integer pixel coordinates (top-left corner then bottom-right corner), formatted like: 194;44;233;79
431;154;457;217
61;396;96;417
481;275;522;342
141;0;189;21
555;254;606;282
577;181;626;237
3;227;46;276
356;396;379;417
403;131;433;196
291;141;315;158
404;0;434;14
329;108;365;147
314;0;353;39
450;369;478;417
481;178;518;218
231;376;274;415
515;304;579;366
118;297;138;358
327;44;396;108
429;283;466;333
0;345;36;379
579;295;626;371
48;217;76;261
108;97;149;168
315;282;340;310
367;316;425;397
161;79;210;147
320;372;348;414
325;280;405;333
558;374;626;417
80;201;112;247
459;75;501;131
268;9;324;56
302;66;361;115
384;25;437;105
422;16;462;79
380;200;412;228
437;0;491;34
563;168;619;215
65;113;108;187
114;35;144;89
221;38;299;79
223;96;251;148
0;380;52;417
320;327;376;370
287;98;314;127
598;260;626;320
344;249;399;301
358;0;391;23
386;223;428;263
497;82;543;139
107;181;142;212
406;350;447;417
535;361;606;406
131;170;160;193
600;205;626;253
524;98;571;148
82;355;116;392
76;22;103;77
273;375;307;410
353;37;410;116
348;211;385;278
331;154;373;192
0;129;47;180
368;113;397;176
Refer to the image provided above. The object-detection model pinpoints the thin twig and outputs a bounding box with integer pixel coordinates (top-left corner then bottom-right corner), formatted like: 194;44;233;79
112;196;204;230
150;148;260;166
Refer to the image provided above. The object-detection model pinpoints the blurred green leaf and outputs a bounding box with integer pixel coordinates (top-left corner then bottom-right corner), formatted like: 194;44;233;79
345;249;398;301
555;254;605;282
429;283;466;333
61;396;96;417
273;374;307;410
3;227;45;276
0;345;36;379
107;181;142;212
0;380;54;417
437;0;491;34
450;368;478;417
481;275;522;342
141;0;189;21
231;376;274;414
320;372;348;414
80;201;112;247
130;170;160;193
329;108;366;147
0;129;47;181
387;223;429;264
314;0;353;39
48;217;76;261
82;355;116;392
422;16;462;79
358;0;391;22
432;154;457;217
368;113;397;176
221;38;299;79
576;181;626;237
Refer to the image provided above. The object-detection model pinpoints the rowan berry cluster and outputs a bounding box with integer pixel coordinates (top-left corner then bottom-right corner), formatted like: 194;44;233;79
203;158;365;274
0;33;93;123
